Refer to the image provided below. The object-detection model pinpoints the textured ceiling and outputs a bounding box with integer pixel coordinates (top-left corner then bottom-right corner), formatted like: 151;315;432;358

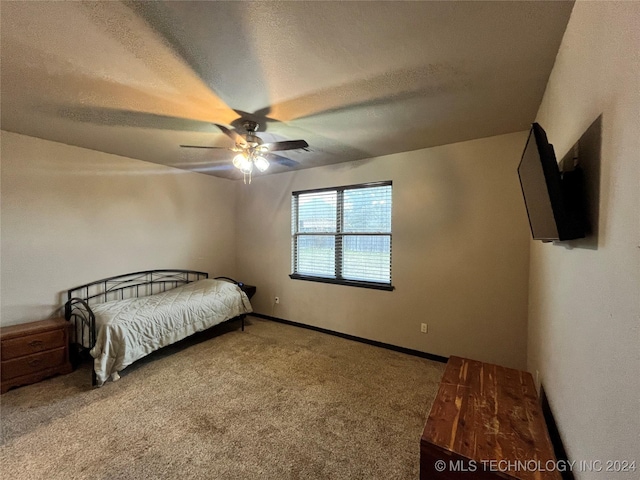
0;1;573;179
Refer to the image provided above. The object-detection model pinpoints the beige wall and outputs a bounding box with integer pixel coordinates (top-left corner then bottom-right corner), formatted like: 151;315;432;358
528;1;640;476
1;131;237;326
236;132;531;369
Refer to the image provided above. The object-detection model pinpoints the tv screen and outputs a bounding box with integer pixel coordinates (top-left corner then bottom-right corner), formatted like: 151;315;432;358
518;123;585;241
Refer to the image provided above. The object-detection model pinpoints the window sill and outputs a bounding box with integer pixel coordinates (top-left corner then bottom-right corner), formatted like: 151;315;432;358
289;274;394;291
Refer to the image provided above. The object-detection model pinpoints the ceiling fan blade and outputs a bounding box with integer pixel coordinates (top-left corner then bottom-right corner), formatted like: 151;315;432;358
180;144;229;149
267;153;300;168
266;140;309;152
213;123;244;145
194;163;235;172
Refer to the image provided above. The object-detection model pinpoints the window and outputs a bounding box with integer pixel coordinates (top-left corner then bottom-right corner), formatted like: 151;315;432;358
290;181;393;290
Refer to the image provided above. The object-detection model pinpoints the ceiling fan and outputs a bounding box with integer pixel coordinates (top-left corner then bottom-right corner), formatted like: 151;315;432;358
180;120;309;183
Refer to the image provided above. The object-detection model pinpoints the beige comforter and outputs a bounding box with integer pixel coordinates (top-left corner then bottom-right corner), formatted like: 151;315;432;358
90;279;252;385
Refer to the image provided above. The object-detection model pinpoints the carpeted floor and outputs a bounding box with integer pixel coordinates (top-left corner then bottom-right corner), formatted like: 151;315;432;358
0;316;445;479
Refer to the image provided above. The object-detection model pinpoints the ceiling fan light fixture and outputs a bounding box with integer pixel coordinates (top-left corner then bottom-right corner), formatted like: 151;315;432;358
254;155;269;172
240;160;253;175
233;153;248;170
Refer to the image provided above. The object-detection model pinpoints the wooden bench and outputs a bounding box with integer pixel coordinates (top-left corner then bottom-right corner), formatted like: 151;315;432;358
420;356;560;480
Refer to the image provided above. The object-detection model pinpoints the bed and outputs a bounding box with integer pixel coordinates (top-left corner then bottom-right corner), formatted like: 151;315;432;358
64;270;252;386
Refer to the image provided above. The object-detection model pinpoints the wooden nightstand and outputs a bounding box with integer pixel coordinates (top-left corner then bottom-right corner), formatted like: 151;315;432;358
1;318;73;394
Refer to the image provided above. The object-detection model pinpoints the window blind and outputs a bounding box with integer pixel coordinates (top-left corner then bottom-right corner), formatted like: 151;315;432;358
291;182;393;290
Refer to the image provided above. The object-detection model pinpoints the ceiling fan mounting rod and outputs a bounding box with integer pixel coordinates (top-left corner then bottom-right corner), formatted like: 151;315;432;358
240;120;261;148
242;120;259;132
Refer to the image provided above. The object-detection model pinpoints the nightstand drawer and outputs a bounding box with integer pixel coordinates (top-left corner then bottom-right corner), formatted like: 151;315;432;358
1;329;66;361
1;347;67;381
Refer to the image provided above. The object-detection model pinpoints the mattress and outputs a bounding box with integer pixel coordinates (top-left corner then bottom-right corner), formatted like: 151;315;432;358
89;279;252;385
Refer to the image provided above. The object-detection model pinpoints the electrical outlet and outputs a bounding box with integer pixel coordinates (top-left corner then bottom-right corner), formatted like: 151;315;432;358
420;323;428;334
274;296;280;304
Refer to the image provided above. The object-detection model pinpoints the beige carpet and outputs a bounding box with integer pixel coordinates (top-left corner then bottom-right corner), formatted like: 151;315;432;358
1;316;445;479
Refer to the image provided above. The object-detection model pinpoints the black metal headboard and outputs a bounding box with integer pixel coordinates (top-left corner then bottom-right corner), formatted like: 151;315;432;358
66;269;208;306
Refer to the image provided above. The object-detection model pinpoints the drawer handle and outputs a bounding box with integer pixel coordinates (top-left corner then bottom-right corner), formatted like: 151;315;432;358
28;340;44;348
28;358;43;367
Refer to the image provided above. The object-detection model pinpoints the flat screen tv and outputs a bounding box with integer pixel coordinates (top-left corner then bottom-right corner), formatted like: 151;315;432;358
518;123;585;241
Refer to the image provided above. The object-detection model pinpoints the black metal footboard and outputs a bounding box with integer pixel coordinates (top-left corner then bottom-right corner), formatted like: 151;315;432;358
64;297;97;384
214;277;247;331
